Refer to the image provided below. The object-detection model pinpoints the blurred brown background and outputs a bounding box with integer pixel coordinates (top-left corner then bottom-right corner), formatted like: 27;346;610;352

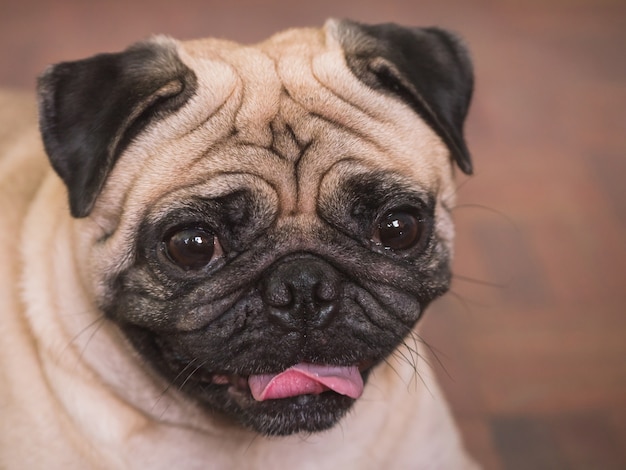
2;0;625;468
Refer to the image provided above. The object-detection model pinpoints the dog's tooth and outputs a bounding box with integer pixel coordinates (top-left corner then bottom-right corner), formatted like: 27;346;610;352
212;374;230;385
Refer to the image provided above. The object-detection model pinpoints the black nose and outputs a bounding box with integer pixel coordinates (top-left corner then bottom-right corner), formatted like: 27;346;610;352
261;256;342;330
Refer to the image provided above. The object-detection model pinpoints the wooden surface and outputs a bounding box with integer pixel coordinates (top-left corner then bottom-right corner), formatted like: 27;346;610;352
2;0;625;468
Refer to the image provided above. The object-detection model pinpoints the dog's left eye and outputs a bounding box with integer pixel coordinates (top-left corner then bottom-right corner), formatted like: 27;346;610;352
374;209;424;251
163;227;222;270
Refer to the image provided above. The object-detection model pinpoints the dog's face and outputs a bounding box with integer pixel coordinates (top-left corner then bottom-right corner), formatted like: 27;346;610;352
37;20;473;436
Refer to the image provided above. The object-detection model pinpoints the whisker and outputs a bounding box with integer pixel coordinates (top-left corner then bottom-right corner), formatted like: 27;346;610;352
400;339;421;391
172;357;202;388
394;343;417;374
411;331;452;382
441;175;473;208
60;312;107;366
451;203;519;229
447;289;495;311
392;339;432;396
151;357;200;412
452;273;510;289
178;359;209;391
243;432;262;455
75;315;107;365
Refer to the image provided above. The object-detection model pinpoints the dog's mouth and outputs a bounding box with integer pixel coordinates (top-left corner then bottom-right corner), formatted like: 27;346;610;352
168;358;375;435
210;363;365;401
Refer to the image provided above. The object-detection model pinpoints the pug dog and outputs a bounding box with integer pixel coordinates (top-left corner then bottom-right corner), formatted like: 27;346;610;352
0;19;478;469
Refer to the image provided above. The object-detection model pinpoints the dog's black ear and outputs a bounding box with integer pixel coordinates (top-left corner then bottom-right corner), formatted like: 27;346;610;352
334;20;474;174
37;38;197;217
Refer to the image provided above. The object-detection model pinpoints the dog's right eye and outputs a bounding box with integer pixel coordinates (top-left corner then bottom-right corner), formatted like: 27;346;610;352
163;227;222;270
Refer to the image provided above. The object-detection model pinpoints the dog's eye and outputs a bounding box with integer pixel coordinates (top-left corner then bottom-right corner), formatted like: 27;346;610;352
163;227;221;270
374;210;423;251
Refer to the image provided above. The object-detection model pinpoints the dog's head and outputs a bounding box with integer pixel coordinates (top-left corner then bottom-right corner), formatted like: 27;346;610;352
37;20;473;436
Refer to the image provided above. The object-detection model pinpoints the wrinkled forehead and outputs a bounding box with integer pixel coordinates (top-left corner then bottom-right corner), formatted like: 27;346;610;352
107;26;453;225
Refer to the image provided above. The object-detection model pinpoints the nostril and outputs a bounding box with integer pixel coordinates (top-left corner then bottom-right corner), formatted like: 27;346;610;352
265;281;293;308
314;281;338;303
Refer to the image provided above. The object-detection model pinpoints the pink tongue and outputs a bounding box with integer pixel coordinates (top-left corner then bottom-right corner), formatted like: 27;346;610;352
248;363;364;401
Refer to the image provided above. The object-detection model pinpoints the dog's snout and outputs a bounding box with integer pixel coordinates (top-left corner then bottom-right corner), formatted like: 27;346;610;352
262;257;342;330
